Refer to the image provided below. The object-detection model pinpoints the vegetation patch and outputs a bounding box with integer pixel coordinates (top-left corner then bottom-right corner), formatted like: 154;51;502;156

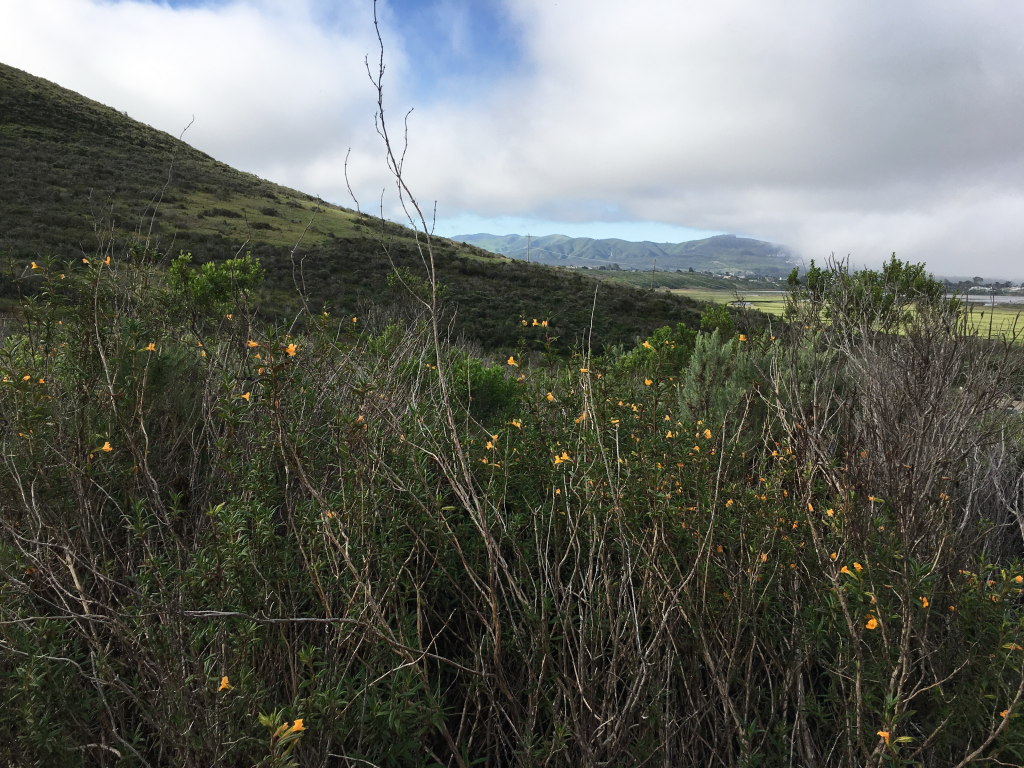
1;254;1022;766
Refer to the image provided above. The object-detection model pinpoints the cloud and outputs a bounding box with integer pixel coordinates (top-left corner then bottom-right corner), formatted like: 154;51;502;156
2;0;1024;276
400;0;1024;275
0;0;389;186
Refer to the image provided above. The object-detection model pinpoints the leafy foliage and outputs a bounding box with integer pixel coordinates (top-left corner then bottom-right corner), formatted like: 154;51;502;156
1;255;1022;768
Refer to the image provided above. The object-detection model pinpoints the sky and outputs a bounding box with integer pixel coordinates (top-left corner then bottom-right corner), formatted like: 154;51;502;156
3;0;1024;277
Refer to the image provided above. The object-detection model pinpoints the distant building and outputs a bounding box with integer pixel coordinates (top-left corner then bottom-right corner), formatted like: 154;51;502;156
729;300;753;308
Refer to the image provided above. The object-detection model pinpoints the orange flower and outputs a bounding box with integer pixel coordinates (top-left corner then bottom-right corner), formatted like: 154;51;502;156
725;499;733;507
645;379;653;386
100;441;113;452
31;261;38;269
866;617;879;630
1000;709;1009;718
807;502;814;512
830;553;837;561
507;356;518;366
532;319;539;326
853;562;863;572
840;566;852;575
352;317;357;323
643;340;652;349
142;342;156;352
248;340;259;348
704;429;712;439
546;392;554;401
218;676;233;692
826;508;834;517
877;730;890;745
761;553;768;563
919;596;929;608
289;718;305;733
240;392;250;402
285;343;297;357
541;320;548;327
738;334;747;341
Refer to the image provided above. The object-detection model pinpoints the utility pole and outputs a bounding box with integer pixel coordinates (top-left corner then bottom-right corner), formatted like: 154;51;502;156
989;284;995;340
651;258;656;290
527;234;531;264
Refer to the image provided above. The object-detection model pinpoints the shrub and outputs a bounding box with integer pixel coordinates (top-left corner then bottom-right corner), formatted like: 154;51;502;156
1;254;1022;767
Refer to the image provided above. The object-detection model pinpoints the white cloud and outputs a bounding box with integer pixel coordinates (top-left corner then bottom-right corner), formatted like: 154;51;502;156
0;0;391;190
398;0;1024;275
3;0;1024;276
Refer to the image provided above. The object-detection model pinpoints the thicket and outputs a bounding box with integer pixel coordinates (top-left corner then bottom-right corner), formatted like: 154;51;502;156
1;244;1023;767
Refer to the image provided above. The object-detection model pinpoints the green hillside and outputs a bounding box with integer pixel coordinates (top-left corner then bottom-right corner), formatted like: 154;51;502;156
593;269;787;292
0;61;761;351
455;232;797;276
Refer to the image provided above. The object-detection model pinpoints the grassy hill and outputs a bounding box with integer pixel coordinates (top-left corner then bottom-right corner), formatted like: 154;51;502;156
4;63;1024;768
454;232;797;276
0;61;771;352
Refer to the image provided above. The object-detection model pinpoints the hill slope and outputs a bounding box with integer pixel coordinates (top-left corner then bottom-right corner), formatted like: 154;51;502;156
0;61;773;351
455;232;797;276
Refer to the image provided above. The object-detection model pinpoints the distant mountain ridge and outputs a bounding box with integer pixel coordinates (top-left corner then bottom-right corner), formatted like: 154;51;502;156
455;233;797;276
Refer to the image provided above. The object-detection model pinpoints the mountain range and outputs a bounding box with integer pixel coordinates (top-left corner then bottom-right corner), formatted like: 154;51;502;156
454;233;797;276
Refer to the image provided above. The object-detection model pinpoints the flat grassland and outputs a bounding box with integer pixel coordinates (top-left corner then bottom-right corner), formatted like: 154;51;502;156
672;288;1024;338
669;288;789;317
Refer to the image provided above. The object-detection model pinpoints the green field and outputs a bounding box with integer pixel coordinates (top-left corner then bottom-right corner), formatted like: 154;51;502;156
669;288;789;317
677;288;1024;339
962;302;1024;338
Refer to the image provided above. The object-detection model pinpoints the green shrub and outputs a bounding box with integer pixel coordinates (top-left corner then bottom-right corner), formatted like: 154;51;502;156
1;255;1022;767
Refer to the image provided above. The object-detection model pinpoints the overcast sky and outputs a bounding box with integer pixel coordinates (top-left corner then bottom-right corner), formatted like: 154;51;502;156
3;0;1024;277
